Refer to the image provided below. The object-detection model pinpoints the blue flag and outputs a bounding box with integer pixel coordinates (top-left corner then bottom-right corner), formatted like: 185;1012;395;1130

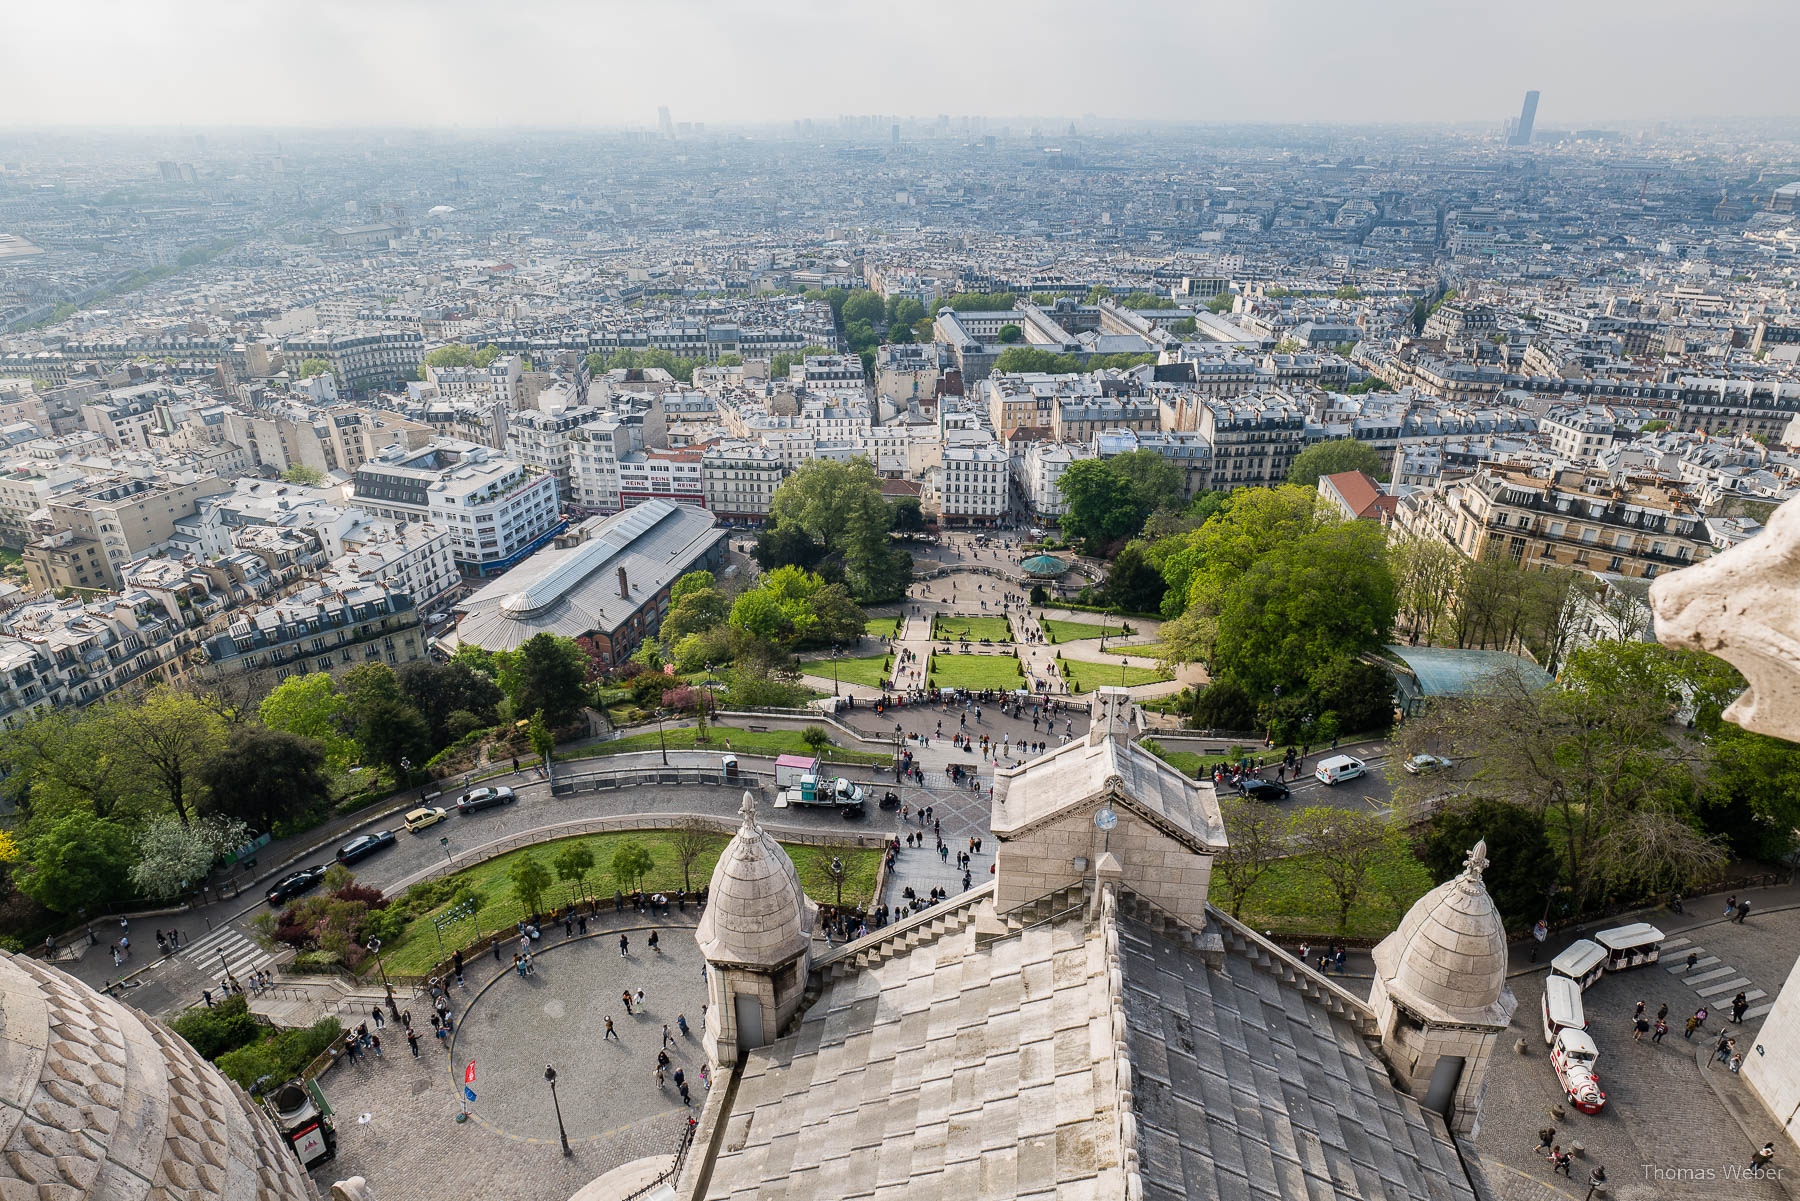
463;1086;477;1102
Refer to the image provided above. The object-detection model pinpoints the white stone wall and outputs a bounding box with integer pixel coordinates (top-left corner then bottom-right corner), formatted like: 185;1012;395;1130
995;805;1213;927
1744;954;1800;1144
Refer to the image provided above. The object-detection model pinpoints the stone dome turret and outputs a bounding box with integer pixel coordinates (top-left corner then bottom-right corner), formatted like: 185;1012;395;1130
696;793;815;968
0;950;316;1200
1370;840;1512;1024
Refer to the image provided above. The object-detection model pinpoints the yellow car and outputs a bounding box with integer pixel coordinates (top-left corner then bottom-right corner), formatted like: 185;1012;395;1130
403;806;447;832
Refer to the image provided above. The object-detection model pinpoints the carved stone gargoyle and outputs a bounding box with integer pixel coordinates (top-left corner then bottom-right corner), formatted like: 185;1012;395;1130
1651;495;1800;742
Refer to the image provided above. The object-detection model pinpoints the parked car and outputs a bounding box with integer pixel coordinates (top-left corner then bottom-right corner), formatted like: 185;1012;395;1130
1313;754;1367;785
1237;779;1291;803
1403;753;1454;775
457;785;516;814
335;830;396;865
404;806;448;832
266;865;328;906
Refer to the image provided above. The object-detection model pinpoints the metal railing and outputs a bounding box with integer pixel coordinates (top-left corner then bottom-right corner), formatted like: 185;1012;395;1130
623;1115;700;1201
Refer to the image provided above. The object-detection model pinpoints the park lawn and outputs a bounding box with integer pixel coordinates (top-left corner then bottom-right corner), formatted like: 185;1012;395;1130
864;615;902;639
929;653;1024;691
807;653;890;689
931;614;1013;643
1060;657;1171;693
556;725;891;766
1105;641;1166;659
1040;618;1117;643
1232;848;1434;940
368;830;882;976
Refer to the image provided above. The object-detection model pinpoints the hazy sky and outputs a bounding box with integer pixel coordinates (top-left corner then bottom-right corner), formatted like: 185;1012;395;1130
4;0;1798;130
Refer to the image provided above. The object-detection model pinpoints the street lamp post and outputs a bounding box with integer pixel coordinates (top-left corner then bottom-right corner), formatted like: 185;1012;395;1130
655;707;669;766
399;757;412;790
545;1065;572;1156
217;947;238;992
367;938;399;1019
831;645;841;698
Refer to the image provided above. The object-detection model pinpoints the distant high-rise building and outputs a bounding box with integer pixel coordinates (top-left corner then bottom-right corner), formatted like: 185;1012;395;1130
891;123;900;144
658;105;674;139
1508;90;1539;146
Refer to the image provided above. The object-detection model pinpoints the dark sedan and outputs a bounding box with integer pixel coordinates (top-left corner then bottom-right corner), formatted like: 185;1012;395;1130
266;865;328;906
335;830;397;865
1238;779;1292;803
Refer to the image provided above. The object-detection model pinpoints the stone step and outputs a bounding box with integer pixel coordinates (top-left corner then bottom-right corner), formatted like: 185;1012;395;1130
1685;966;1738;985
1696;977;1753;998
1669;955;1718;973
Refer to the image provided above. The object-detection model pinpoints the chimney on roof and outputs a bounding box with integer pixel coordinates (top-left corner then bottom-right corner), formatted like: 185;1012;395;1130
618;566;630;598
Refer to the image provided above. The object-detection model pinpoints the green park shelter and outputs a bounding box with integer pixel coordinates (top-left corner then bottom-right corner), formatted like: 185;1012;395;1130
1021;554;1067;579
1379;644;1554;716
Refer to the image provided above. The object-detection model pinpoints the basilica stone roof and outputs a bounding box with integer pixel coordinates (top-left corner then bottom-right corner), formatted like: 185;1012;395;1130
695;793;816;969
0;951;316;1201
1371;841;1515;1027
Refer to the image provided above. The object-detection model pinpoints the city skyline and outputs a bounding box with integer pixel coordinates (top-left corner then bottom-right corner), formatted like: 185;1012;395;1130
4;0;1800;130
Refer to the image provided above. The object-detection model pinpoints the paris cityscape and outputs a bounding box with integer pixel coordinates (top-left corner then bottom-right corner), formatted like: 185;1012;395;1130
1;4;1799;1200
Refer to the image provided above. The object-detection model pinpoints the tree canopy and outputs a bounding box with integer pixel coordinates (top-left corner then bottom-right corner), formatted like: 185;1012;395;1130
1287;438;1387;487
765;457;910;601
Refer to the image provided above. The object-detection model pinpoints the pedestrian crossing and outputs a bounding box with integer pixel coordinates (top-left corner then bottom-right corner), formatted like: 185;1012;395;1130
180;925;275;986
1659;935;1773;1021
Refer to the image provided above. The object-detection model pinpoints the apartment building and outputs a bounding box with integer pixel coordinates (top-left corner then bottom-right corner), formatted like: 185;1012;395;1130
352;441;562;576
1095;428;1215;499
333;519;459;612
1540;406;1616;462
80;384;171;451
197;574;425;683
0;463;86;549
25;472;233;591
1196;393;1309;491
427;354;524;407
702;441;783;526
792;354;866;398
0;591;196;721
505;404;602;504
874;343;945;403
1672;378;1800;439
1053;397;1161;444
567;413;645;516
282;329;424;393
939;443;1010;527
1016;442;1093;523
1428;463;1712;580
618;448;705;509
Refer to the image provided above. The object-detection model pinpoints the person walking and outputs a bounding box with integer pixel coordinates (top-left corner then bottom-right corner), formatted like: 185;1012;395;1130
623;989;634;1016
1551;1146;1571;1177
619;933;630;957
1734;899;1751;923
1750;1143;1776;1172
1656;1002;1668;1023
371;1006;385;1030
407;1028;420;1058
604;1017;618;1041
370;1034;382;1059
636;987;646;1012
1733;992;1749;1023
1684;1014;1702;1039
1685;950;1700;973
1633;1015;1650;1043
677;1013;690;1037
649;930;661;954
1534;1127;1556;1155
1724;894;1737;919
663;1023;675;1048
1652;1019;1669;1043
1632;1000;1645;1024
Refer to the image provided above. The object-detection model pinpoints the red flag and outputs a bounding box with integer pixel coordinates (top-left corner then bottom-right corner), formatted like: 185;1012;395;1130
464;1061;476;1084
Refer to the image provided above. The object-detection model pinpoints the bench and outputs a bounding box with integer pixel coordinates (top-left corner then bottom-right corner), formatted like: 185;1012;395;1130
747;725;769;733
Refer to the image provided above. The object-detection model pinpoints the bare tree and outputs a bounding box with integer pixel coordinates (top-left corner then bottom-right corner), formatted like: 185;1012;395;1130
1390;536;1463;645
1211;795;1289;918
1592;809;1729;897
671;817;714;893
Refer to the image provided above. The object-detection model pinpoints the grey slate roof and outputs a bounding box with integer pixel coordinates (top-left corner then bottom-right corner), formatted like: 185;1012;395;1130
1118;915;1476;1201
992;731;1226;852
454;499;722;651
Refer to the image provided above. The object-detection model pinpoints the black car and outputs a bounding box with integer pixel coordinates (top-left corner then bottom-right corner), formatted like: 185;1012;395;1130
335;830;397;865
267;865;328;906
1238;779;1291;803
457;785;516;814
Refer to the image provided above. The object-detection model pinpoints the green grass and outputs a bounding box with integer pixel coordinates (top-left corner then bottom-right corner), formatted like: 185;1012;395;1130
1105;642;1166;659
931;615;1013;643
929;653;1024;691
1040;618;1117;643
864;615;902;638
369;831;882;975
805;654;890;688
556;725;891;766
1233;848;1433;939
1059;657;1171;693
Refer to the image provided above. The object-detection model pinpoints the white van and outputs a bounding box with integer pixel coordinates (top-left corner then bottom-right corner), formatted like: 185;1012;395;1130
1313;754;1366;785
1542;974;1587;1045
